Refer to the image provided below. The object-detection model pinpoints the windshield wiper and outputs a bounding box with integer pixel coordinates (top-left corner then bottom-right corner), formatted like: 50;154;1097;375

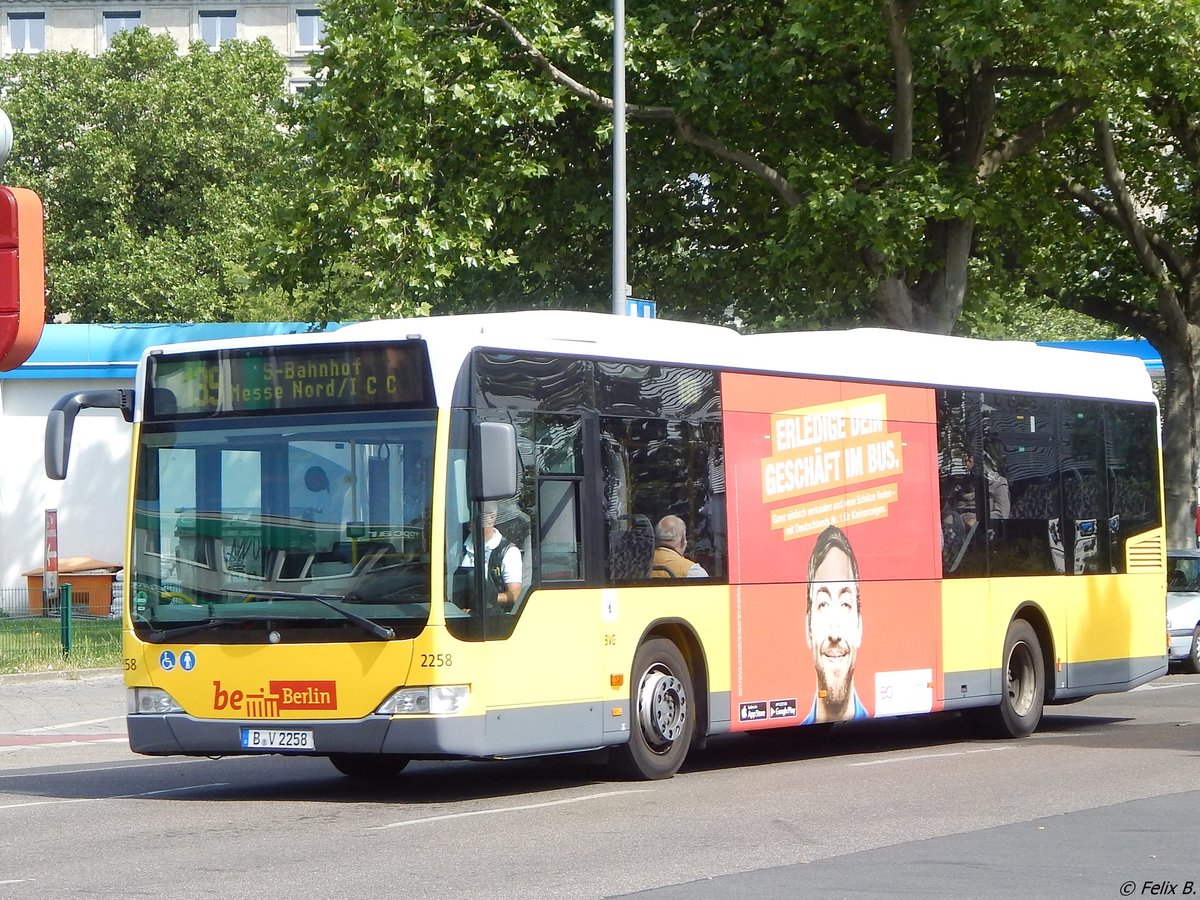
141;618;229;644
308;594;395;640
140;611;290;643
226;590;395;640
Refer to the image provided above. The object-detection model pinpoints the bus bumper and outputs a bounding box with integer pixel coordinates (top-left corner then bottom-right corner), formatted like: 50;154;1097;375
128;697;626;758
127;713;492;758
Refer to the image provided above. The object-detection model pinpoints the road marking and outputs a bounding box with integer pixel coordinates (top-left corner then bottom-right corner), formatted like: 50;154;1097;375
848;746;1012;767
0;756;260;780
0;736;127;752
0;782;230;811
16;716;124;735
1134;680;1199;691
375;789;650;829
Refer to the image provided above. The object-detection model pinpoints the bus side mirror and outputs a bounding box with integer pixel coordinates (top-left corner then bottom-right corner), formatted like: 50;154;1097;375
45;389;134;480
472;421;518;501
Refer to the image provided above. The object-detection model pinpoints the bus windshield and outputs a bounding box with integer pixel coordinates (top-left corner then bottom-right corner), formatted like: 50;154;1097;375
129;411;436;643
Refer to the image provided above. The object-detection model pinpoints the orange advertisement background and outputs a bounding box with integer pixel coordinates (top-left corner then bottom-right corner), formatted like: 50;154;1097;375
721;371;944;729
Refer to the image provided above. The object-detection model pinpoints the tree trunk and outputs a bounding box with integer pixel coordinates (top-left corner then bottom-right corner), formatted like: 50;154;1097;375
1158;337;1199;549
872;217;975;335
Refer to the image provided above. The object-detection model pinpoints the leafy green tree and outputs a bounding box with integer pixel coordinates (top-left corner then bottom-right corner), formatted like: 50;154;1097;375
1001;4;1200;547
273;0;1147;330
0;29;298;323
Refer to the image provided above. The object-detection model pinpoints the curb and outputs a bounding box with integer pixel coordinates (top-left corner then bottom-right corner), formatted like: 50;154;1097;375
0;668;121;687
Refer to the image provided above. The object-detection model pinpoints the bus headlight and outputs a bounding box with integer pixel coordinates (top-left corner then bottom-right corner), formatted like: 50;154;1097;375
377;685;469;715
127;687;184;715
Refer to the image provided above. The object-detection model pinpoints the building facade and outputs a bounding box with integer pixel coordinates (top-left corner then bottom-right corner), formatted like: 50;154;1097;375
0;0;324;89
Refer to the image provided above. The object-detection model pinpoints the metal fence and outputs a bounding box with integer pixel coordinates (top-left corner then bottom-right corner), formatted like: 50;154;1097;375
0;586;123;675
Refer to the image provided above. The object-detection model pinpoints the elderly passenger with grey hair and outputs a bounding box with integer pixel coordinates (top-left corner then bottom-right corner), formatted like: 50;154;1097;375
651;515;708;578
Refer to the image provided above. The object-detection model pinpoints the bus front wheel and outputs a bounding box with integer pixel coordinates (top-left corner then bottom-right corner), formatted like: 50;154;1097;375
972;619;1045;738
612;638;694;781
328;753;410;779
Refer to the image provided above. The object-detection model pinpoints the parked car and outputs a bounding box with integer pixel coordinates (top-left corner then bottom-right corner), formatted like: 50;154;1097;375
1166;549;1200;673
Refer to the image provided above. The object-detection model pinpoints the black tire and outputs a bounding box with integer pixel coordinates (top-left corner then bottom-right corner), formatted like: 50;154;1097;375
328;753;410;779
1188;626;1200;675
971;619;1045;738
611;638;694;780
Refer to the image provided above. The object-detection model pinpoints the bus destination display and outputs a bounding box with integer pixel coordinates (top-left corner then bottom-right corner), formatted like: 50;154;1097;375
147;344;433;418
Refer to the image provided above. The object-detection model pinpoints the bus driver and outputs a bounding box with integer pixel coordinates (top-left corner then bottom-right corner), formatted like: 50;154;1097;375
459;500;523;611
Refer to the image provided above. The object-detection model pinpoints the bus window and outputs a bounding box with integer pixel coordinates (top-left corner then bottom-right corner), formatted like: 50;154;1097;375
985;393;1062;576
1105;402;1161;571
937;390;987;576
533;414;583;582
131;412;437;643
445;409;532;639
600;416;726;582
1059;399;1110;574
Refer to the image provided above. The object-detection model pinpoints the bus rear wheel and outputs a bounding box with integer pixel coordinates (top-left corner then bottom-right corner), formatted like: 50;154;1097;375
612;638;694;781
972;619;1045;738
328;753;410;779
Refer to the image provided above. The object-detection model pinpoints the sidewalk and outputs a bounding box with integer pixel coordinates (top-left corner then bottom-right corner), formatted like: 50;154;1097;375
0;668;125;747
0;667;121;686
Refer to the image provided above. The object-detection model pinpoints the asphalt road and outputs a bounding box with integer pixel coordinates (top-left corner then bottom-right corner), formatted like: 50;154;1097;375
0;668;1198;899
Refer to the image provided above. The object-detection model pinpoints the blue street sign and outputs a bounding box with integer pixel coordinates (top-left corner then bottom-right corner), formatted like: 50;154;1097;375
626;298;656;318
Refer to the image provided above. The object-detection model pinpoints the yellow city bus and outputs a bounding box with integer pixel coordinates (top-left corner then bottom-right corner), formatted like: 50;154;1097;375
45;311;1167;780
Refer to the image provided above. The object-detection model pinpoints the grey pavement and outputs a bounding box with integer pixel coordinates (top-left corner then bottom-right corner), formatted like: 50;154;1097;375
626;790;1200;899
0;668;124;736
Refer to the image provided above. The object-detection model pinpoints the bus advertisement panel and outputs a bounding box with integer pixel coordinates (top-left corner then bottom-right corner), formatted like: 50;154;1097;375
722;373;942;729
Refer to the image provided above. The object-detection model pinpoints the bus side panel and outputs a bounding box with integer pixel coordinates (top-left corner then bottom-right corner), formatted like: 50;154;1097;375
1062;565;1168;695
939;578;995;709
940;561;1168;713
476;584;732;756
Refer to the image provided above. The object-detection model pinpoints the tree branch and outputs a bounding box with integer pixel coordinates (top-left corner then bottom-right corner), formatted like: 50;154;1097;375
961;60;995;168
883;0;914;163
473;0;802;207
977;96;1092;179
1062;290;1166;340
832;100;890;155
1093;119;1190;333
1061;171;1192;311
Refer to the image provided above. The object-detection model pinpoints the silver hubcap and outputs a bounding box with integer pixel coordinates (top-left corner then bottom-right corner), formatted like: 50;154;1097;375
1006;640;1036;717
637;665;688;752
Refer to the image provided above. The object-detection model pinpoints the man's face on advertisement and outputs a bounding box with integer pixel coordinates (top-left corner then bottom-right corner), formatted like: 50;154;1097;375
806;545;862;709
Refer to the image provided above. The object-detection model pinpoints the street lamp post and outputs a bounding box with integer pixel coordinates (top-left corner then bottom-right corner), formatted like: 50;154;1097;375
611;0;627;315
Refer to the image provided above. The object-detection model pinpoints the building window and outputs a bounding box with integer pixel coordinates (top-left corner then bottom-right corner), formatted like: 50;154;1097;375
199;10;236;49
8;12;45;53
296;9;324;50
103;11;141;48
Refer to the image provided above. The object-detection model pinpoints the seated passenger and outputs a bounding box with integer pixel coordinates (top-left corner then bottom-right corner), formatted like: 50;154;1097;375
652;515;708;578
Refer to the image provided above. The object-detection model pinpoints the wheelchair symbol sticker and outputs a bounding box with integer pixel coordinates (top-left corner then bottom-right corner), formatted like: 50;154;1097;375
158;650;176;671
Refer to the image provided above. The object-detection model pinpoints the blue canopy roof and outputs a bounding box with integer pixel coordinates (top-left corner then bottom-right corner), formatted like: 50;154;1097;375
0;322;342;380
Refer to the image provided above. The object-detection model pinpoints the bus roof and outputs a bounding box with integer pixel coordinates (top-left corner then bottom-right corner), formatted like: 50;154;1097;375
136;311;1157;407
